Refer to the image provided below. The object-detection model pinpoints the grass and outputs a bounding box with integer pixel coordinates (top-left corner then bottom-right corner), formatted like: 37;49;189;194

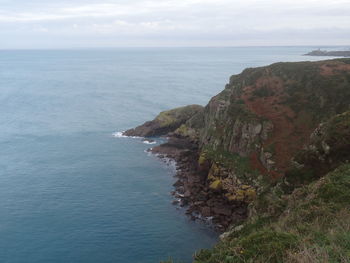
317;164;350;205
192;164;350;263
194;230;298;263
156;105;203;128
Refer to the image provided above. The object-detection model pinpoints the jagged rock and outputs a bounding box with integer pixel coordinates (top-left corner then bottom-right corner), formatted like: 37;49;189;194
201;206;211;217
184;190;191;198
172;199;180;205
212;206;232;216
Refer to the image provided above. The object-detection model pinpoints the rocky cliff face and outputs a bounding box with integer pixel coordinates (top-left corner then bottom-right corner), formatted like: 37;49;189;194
193;110;350;263
199;59;350;175
185;59;350;213
125;58;350;232
285;110;350;187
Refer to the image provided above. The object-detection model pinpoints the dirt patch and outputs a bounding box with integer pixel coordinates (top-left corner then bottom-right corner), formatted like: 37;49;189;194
320;62;350;76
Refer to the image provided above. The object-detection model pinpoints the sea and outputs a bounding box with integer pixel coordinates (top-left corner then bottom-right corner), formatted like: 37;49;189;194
0;46;344;263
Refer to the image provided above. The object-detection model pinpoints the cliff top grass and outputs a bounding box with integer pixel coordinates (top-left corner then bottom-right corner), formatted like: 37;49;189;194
124;104;203;137
156;104;203;128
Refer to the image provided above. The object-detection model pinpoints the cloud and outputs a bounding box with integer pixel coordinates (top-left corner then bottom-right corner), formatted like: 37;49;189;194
0;0;349;48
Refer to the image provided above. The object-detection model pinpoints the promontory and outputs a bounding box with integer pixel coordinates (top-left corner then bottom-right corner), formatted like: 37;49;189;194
126;58;350;262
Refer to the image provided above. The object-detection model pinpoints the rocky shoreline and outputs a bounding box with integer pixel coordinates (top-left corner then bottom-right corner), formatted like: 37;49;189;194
148;135;247;232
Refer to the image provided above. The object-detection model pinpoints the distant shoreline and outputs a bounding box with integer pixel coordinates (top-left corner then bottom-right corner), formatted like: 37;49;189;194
304;49;350;57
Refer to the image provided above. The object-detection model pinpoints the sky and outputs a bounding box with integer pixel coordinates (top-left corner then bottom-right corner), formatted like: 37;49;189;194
0;0;349;48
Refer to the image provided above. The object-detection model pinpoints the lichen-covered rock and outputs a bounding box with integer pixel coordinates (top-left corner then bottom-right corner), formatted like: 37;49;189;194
209;179;222;190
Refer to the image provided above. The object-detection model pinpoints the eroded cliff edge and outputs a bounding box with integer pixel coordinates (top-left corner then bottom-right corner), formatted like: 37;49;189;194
125;59;350;261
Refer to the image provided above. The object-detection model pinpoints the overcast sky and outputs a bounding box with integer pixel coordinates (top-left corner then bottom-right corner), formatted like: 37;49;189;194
0;0;349;48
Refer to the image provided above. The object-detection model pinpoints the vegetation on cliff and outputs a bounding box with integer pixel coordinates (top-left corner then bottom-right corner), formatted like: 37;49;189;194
195;162;350;263
123;104;203;137
191;59;350;262
162;110;350;263
127;59;350;262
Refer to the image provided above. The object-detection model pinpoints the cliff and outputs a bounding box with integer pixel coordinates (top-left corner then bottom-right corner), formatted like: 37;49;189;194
125;58;350;262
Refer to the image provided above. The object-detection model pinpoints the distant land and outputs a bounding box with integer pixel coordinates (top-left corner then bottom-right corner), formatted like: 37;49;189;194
305;49;350;57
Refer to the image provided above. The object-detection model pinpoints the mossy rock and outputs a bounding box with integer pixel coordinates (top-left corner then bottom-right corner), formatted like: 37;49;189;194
124;104;203;137
198;151;208;166
209;179;222;190
225;187;256;202
174;124;198;139
207;163;221;180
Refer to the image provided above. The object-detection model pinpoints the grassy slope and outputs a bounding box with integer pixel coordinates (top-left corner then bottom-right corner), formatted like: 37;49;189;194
194;164;350;263
192;110;350;262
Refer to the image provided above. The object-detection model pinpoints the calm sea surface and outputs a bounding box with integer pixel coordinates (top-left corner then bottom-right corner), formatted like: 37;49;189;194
0;47;342;263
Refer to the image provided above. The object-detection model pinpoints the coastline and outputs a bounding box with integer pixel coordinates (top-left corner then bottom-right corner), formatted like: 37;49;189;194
148;134;247;232
117;131;246;232
119;58;350;262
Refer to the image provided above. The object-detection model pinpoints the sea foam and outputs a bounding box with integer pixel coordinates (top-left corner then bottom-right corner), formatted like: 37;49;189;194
143;140;156;145
112;131;140;139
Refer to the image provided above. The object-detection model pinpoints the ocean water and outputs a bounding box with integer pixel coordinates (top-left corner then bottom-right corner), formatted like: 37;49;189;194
0;47;342;263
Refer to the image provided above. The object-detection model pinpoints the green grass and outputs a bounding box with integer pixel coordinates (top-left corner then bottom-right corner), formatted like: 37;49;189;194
192;164;350;263
317;164;350;205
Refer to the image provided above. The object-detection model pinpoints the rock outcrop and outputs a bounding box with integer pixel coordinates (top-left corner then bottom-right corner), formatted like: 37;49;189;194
285;110;350;186
123;105;203;137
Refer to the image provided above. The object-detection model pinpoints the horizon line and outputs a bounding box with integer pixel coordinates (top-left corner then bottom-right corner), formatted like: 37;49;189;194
1;44;350;51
